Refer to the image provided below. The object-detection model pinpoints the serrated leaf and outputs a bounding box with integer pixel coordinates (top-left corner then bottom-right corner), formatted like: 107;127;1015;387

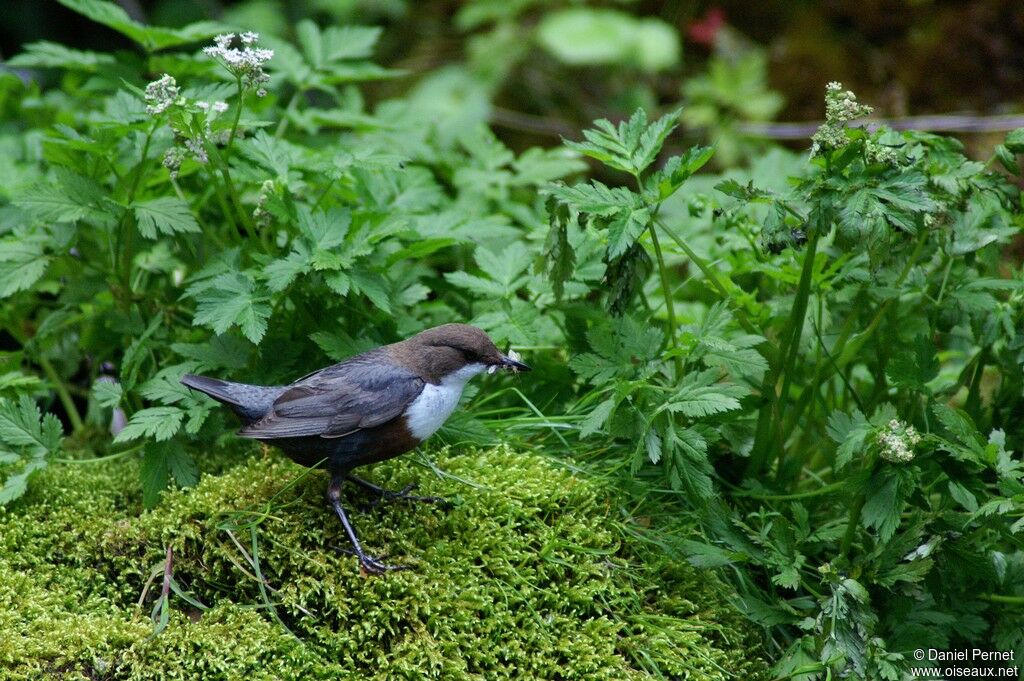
664;384;742;418
606;208;650;259
57;0;226;52
827;409;870;470
16;168;107;222
0;396;63;455
91;380;123;409
681;540;742;568
133;197;200;239
580;398;615;438
861;468;906;544
7;41;115;71
0;236;50;298
140;446;169;508
192;272;271;344
115;407;184;443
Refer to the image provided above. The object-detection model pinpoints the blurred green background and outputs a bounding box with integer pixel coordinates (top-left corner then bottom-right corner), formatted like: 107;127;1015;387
5;1;1022;132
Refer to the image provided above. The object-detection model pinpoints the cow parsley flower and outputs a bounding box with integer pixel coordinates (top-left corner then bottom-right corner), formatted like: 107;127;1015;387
203;32;273;97
877;419;921;463
811;82;874;157
144;74;180;115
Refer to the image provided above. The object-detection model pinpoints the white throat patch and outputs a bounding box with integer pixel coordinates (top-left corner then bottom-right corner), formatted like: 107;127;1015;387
404;363;486;440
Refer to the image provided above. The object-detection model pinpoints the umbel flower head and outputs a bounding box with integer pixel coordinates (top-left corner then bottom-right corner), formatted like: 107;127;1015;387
144;74;180;115
810;81;873;157
877;419;921;463
203;32;273;96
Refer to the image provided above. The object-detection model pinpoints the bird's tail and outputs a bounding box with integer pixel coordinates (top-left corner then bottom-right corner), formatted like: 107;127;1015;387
181;374;283;425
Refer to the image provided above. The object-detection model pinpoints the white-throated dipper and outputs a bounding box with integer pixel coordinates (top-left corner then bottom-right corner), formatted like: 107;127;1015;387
181;323;530;574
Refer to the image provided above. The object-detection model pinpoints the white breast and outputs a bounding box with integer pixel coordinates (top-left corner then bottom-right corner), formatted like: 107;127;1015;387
404;363;486;440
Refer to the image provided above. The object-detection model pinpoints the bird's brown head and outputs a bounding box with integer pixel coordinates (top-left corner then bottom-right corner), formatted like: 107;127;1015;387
391;323;530;384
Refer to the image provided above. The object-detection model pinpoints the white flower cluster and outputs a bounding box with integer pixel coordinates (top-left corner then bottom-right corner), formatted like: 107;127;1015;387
811;81;874;157
253;179;275;229
823;82;873;124
144;74;180;115
203;32;273;97
196;100;229;114
877;419;921;463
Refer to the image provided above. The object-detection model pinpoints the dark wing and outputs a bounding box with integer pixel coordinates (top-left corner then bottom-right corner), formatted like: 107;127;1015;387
237;351;424;440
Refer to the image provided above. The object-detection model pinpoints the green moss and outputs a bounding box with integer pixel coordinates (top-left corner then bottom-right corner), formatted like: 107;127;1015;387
0;446;769;679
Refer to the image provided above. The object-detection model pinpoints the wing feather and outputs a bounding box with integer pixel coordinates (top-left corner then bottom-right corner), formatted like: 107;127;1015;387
237;351;424;440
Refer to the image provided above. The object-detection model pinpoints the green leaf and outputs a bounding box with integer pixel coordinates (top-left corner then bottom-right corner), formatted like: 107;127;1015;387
134;197;201;239
885;336;939;390
606;207;650;259
947;480;978;512
861;468;907;544
16;168;107;223
115;407;184;443
0;235;50;298
0;396;63;455
57;0;226;52
664;382;743;418
7;41;116;71
537;9;679;72
652;145;715;201
140;446;169;508
1004;128;1024;154
681;540;743;568
91;380;123;409
932;403;984;450
548;181;638;216
192;272;272;344
667;426;714;498
580;398;615;438
827;409;871;470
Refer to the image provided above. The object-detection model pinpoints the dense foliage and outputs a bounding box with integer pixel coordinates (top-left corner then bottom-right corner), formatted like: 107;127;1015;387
1;2;1022;679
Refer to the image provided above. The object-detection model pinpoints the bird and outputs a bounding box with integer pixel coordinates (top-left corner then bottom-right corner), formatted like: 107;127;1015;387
180;323;530;574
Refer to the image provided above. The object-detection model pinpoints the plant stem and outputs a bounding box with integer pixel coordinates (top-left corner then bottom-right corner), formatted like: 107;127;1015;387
226;76;245;160
654;218;761;339
980;593;1024;605
734;481;845;501
647;223;683;377
274;88;303;138
749;226;821;474
39;354;84;433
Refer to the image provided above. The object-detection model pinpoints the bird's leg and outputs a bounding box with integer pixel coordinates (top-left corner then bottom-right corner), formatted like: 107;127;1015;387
346;474;450;509
326;475;409;575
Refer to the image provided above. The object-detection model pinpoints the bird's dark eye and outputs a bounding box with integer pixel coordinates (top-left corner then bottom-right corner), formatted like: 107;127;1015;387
459;348;477;362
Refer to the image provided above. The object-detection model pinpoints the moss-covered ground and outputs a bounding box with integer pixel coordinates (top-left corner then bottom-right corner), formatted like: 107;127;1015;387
0;445;769;680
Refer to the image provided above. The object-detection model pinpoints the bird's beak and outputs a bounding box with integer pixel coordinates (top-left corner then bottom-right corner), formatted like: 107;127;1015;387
499;353;531;373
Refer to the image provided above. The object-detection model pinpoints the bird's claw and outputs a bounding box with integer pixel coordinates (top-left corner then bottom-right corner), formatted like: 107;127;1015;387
358;554;410;575
372;483;450;509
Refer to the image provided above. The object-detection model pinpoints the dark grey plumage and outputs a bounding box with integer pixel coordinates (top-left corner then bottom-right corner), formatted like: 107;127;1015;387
238;348;425;440
181;323;530;574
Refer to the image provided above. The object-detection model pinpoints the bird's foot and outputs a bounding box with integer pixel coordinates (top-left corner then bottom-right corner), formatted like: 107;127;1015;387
358;553;410;575
381;483;450;509
330;543;409;574
348;476;451;510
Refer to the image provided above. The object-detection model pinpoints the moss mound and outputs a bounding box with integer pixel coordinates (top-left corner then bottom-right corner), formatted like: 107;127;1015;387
0;446;769;680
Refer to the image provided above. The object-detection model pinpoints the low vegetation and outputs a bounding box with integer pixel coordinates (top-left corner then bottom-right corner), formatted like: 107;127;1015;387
0;1;1021;678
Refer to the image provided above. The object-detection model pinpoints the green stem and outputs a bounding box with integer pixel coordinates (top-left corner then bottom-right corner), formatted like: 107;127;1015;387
979;593;1024;605
733;481;845;501
749;227;821;474
274;88;302;139
226;77;245;160
39;355;84;433
648;224;683;377
840;491;866;559
654;218;761;340
55;444;143;465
